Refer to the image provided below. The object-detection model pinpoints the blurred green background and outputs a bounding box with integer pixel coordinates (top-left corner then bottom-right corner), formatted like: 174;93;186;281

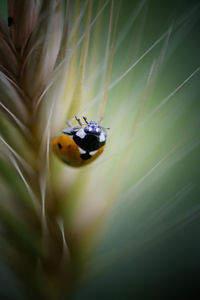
74;0;200;299
0;0;200;299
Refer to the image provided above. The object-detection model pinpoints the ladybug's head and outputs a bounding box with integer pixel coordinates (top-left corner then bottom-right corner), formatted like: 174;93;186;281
63;116;109;138
84;121;101;135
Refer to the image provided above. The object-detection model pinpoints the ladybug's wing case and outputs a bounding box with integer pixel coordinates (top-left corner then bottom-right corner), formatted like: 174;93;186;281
51;136;105;167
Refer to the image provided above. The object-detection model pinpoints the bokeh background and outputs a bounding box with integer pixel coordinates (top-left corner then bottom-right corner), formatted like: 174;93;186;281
0;0;200;299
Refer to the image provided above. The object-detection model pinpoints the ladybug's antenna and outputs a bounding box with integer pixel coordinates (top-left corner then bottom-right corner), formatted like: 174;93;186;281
83;116;88;124
98;116;103;125
102;126;110;130
98;116;110;130
98;116;109;130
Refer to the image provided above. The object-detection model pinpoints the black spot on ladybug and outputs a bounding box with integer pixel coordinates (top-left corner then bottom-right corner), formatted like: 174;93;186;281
74;134;105;152
57;142;62;149
8;17;13;27
80;152;91;160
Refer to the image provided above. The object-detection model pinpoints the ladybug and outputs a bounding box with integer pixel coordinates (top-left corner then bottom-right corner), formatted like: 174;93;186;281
51;116;109;167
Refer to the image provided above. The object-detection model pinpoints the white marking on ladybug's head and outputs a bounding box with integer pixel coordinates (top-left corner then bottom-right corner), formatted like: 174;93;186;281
95;127;101;134
76;129;86;139
78;147;86;154
99;132;106;142
90;150;97;156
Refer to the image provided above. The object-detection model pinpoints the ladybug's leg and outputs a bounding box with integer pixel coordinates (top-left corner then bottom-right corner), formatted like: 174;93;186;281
75;116;83;126
66;120;72;127
83;116;88;124
62;126;81;135
98;116;103;124
62;128;74;135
